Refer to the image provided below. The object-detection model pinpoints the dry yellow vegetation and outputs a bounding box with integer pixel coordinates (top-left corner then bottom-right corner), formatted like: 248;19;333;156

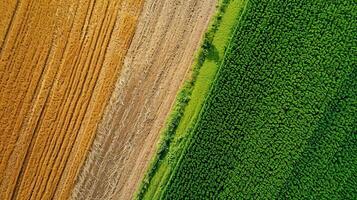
71;0;217;199
0;0;144;199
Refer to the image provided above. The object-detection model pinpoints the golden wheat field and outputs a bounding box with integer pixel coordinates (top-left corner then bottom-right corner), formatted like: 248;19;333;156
0;0;144;199
0;0;216;199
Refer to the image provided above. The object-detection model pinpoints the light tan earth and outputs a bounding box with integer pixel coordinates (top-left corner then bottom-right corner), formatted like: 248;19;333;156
72;0;217;199
0;0;144;199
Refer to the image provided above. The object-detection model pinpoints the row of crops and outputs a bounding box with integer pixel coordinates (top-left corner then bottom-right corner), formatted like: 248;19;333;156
162;0;356;199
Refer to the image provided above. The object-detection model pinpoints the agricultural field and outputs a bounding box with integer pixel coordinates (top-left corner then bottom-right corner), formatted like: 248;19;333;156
72;0;217;199
151;0;356;199
135;0;248;199
0;0;145;199
0;0;216;199
1;0;356;199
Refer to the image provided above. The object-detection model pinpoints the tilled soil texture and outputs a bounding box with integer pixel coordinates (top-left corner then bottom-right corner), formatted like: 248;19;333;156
72;0;217;199
0;0;144;199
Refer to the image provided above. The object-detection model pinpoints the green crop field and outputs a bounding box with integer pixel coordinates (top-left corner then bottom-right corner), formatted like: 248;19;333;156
160;0;357;199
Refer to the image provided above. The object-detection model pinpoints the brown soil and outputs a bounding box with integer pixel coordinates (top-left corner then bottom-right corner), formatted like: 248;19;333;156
0;0;144;199
72;0;217;199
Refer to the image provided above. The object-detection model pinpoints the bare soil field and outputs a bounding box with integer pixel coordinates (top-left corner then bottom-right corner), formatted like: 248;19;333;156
72;0;217;199
0;0;144;199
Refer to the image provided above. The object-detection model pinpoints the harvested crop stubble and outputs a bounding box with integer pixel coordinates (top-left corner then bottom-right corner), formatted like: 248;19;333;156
0;0;144;199
71;0;217;199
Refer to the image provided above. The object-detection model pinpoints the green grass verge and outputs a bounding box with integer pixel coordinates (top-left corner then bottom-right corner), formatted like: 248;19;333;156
134;0;247;199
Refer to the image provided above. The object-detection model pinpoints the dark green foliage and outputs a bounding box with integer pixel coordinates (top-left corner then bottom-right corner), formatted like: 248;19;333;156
162;0;357;199
277;68;357;200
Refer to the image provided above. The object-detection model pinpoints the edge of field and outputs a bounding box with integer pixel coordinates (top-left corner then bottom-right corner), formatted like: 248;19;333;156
135;0;247;199
161;1;249;197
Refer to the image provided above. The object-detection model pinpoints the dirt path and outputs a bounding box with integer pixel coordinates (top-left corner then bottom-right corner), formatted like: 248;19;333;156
72;0;217;199
0;0;144;199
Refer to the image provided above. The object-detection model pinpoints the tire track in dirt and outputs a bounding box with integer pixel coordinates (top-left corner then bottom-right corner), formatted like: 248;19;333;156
72;0;217;199
0;0;144;199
